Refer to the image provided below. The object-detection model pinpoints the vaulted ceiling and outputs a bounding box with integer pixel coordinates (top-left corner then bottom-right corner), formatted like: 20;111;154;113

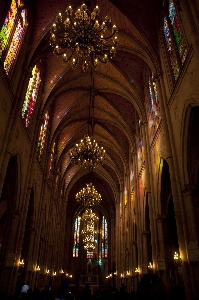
27;0;162;219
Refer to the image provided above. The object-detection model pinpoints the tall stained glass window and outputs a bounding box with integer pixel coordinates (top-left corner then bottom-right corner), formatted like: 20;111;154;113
148;73;161;142
22;65;41;127
48;142;55;178
101;216;108;258
38;112;49;160
0;1;27;75
73;216;81;257
163;0;187;80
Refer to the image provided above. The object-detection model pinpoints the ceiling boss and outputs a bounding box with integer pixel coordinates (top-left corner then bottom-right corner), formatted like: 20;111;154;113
50;3;118;71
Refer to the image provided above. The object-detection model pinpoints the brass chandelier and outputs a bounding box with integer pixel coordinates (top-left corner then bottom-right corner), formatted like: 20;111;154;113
76;182;102;206
81;208;98;251
69;134;105;169
50;3;118;71
81;208;99;222
83;234;95;251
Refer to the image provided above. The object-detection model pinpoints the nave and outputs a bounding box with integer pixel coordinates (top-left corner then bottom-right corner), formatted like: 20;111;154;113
0;0;199;299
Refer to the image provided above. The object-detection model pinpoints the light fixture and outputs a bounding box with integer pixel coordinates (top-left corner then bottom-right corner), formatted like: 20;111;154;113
69;135;105;169
135;268;139;273
148;262;153;270
174;251;182;267
76;182;102;206
82;208;99;222
83;237;95;251
50;3;118;71
19;259;25;266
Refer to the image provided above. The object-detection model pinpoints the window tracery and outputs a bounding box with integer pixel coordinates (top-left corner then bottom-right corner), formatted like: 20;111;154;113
101;216;108;258
163;0;188;80
73;216;81;257
0;0;27;75
38;112;49;160
22;65;41;127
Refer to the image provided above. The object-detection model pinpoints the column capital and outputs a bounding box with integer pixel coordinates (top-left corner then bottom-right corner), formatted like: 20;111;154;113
156;214;166;221
142;231;150;236
182;184;197;193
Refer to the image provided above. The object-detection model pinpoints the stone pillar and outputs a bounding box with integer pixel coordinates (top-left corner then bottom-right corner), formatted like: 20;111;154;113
0;152;11;197
140;123;158;267
156;215;171;293
115;192;121;289
132;242;138;292
24;228;36;290
0;210;20;296
142;231;149;266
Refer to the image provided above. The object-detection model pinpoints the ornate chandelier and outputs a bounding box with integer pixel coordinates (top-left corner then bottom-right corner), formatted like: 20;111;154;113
50;3;118;71
82;208;99;222
69;134;105;169
83;235;95;251
76;182;102;206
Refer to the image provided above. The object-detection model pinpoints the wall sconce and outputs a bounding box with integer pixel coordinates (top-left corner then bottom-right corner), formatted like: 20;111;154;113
126;271;130;277
53;271;56;276
36;265;40;271
148;262;153;270
135;268;139;274
120;273;124;278
19;259;25;266
61;270;64;274
46;269;50;275
174;252;182;268
69;274;72;278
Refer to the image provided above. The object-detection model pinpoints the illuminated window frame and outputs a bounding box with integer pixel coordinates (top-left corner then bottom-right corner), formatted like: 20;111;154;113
148;73;161;131
101;216;108;258
0;1;28;75
73;216;81;257
22;65;41;127
163;0;188;80
38;112;49;160
48;142;55;178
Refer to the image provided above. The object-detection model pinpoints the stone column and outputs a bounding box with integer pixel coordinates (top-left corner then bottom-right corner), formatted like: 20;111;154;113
140;123;158;267
156;215;171;292
24;228;36;289
0;152;11;197
0;210;20;295
132;242;138;292
142;231;149;266
115;191;121;290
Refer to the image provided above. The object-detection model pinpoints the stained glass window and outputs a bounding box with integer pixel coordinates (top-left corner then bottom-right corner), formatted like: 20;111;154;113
87;251;93;259
148;74;161;139
169;0;187;63
38;112;49;160
101;216;108;258
73;216;81;257
163;0;187;80
48;142;55;178
0;0;18;52
0;1;27;75
164;17;179;80
22;65;41;127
